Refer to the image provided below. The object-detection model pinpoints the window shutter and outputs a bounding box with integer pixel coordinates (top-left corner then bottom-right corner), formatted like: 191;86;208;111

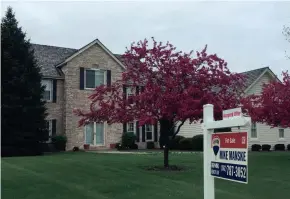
52;119;57;137
52;79;57;103
154;123;158;142
123;85;127;99
123;123;127;133
136;121;140;142
107;70;111;86
142;125;145;142
80;67;84;90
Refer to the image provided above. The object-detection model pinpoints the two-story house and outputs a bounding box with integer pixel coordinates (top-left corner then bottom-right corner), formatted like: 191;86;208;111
32;39;158;150
32;38;289;150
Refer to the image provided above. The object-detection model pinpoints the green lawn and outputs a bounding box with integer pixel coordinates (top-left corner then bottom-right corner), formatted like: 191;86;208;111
2;152;290;199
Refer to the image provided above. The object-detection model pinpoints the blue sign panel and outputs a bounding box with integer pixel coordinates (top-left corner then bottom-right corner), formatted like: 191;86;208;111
211;161;247;183
211;132;248;184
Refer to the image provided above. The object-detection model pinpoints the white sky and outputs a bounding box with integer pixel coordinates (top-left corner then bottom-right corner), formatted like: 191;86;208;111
1;0;290;77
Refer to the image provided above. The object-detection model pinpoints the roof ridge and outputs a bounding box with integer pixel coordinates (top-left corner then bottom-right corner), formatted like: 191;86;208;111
31;43;77;50
239;66;269;74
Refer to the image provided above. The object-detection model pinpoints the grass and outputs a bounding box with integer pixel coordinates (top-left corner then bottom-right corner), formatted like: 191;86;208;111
2;151;290;199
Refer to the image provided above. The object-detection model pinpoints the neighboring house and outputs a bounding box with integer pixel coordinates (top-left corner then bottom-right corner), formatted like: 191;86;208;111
32;39;158;150
178;67;290;149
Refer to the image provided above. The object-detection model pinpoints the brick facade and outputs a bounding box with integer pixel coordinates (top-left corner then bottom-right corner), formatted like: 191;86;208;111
45;79;64;136
61;43;124;150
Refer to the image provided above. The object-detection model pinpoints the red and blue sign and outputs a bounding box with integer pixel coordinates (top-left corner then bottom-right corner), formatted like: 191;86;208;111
211;132;248;184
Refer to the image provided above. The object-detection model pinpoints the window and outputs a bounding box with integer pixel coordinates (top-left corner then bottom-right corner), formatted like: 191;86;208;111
85;122;105;145
145;124;153;141
42;80;53;101
45;120;52;142
251;122;257;138
127;122;134;133
126;87;135;104
279;128;285;139
85;69;106;89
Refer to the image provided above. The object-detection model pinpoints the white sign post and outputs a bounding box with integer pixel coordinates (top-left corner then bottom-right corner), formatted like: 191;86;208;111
203;104;251;199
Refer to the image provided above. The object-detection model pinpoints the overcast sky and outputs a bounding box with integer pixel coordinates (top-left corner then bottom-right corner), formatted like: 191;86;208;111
1;0;290;77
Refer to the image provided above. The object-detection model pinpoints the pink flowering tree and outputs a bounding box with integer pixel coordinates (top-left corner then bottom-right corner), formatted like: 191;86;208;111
74;38;245;167
242;71;290;128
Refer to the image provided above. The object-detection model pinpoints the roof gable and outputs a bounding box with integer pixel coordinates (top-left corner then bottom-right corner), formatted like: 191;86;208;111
55;39;126;70
241;67;278;93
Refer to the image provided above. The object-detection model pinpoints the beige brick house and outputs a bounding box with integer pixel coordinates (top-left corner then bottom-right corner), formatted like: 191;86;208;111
32;39;158;150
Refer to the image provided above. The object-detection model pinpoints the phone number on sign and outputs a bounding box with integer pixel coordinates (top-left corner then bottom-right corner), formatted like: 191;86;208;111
211;162;247;182
220;164;247;179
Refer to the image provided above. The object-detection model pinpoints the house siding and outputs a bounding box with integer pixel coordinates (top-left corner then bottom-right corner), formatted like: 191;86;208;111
62;43;124;150
178;71;290;150
45;79;64;135
178;120;203;138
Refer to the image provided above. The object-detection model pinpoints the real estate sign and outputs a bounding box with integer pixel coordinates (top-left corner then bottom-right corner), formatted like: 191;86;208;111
210;132;248;183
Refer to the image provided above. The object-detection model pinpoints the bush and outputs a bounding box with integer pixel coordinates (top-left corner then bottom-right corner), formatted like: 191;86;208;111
274;144;285;151
179;138;193;150
52;135;67;151
261;144;271;151
192;134;203;151
169;135;185;150
147;141;155;149
287;144;290;151
251;144;261;151
131;143;138;149
73;146;79;152
121;132;136;148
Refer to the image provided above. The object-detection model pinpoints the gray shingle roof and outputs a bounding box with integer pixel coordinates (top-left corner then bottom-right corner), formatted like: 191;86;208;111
31;44;77;77
31;43;269;88
239;67;268;88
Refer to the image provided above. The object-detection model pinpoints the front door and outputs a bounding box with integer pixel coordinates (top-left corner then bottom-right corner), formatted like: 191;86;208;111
95;123;104;145
85;123;105;145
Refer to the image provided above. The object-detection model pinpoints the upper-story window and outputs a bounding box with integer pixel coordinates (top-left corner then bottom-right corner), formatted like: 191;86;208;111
126;87;135;104
85;69;106;89
42;79;53;101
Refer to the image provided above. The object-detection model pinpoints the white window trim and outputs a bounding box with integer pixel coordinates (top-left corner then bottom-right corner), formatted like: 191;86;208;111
278;128;285;140
42;79;53;102
84;68;107;90
46;120;52;143
127;121;135;133
250;122;258;140
84;122;106;146
145;124;154;142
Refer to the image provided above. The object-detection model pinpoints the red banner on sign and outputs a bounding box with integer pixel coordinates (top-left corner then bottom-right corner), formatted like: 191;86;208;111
212;132;247;149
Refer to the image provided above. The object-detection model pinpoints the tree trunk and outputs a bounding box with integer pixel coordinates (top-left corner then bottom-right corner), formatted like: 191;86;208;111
164;144;169;167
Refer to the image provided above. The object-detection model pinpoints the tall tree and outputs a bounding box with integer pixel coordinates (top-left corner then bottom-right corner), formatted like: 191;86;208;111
75;38;245;167
1;7;47;155
242;71;290;128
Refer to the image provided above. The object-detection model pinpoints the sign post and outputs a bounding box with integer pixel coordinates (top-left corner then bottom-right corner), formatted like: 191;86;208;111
203;104;251;199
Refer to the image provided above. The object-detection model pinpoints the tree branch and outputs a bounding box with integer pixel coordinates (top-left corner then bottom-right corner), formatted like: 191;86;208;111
172;120;186;139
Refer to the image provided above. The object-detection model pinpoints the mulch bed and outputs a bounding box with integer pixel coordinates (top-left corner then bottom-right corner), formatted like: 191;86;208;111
143;165;186;171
